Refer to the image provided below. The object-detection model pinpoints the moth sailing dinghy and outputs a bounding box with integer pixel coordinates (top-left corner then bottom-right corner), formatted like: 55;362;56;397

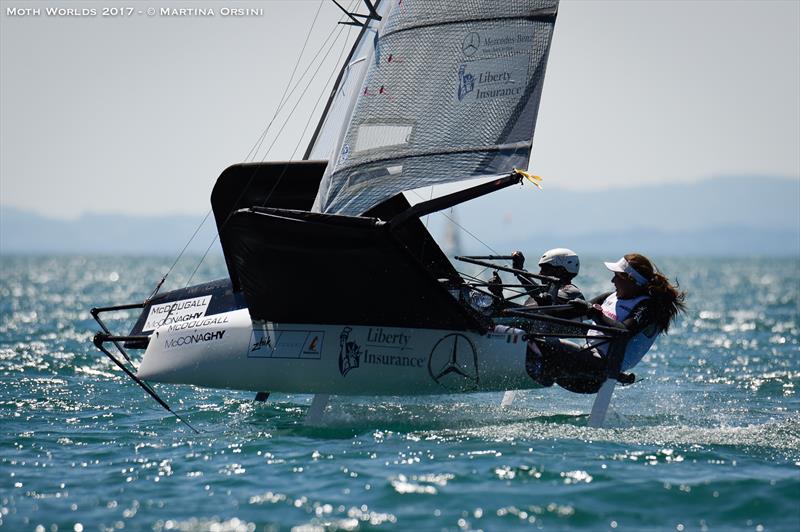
92;0;631;428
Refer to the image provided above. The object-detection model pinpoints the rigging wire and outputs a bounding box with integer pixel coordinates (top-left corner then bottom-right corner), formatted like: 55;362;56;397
184;3;358;288
405;187;501;280
185;23;356;289
245;20;354;210
248;0;357;163
253;22;350;164
406;188;499;255
424;185;435;229
290;24;354;161
253;4;354;161
224;1;356;220
146;209;214;300
156;1;356;294
244;0;325;163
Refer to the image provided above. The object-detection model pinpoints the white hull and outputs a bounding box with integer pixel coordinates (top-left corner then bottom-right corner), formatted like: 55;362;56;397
137;309;540;395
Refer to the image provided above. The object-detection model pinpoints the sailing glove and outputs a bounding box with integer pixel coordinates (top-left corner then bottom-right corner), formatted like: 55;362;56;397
568;299;592;312
488;271;504;298
511;251;525;270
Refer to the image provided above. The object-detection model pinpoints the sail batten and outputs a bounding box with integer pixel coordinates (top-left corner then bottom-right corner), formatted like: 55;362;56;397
379;9;558;40
312;0;559;216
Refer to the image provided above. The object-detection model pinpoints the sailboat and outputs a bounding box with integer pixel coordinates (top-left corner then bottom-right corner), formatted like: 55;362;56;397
92;0;628;427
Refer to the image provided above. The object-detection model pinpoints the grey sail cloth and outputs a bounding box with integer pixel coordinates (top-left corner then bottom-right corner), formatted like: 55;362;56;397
312;0;559;216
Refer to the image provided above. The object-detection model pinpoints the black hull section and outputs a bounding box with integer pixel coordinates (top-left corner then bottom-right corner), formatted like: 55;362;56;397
211;160;328;290
220;207;487;331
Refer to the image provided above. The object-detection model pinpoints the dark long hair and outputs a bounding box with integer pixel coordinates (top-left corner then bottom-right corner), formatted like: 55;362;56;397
626;253;686;333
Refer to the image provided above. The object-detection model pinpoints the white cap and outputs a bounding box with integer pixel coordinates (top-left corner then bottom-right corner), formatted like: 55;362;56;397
604;257;648;286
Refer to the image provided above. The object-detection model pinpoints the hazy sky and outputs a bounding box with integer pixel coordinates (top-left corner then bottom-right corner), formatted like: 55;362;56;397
1;0;798;218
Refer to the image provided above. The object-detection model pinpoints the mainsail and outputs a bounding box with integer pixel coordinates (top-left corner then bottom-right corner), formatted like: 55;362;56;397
312;0;559;216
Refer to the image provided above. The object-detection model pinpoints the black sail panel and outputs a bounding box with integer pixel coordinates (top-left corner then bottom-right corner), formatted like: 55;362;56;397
210;160;327;291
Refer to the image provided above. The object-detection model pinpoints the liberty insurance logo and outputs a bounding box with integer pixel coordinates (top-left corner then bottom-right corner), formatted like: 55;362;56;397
457;64;475;101
338;327;361;377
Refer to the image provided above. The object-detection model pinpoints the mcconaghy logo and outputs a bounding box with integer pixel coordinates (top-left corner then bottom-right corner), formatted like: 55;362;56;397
164;330;225;350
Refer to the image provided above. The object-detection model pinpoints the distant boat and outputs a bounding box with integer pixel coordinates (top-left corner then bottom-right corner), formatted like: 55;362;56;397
92;0;626;427
441;208;463;258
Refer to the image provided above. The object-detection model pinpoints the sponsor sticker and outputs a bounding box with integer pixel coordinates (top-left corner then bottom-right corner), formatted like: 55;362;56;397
428;334;479;391
462;28;536;58
248;324;324;359
456;54;530;104
462;31;481;57
143;296;211;332
339;144;351;162
338;327;423;377
166;314;230;332
163;329;226;350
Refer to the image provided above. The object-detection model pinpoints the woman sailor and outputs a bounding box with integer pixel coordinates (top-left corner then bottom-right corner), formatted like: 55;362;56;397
529;253;686;393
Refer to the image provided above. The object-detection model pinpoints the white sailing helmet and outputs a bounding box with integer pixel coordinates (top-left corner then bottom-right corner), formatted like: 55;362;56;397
538;248;580;276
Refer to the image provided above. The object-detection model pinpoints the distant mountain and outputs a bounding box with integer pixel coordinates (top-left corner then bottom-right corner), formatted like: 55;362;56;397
1;176;798;256
0;207;222;255
496;226;800;258
430;176;800;256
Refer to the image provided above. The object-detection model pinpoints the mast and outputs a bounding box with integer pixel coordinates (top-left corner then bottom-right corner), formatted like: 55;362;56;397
303;0;386;161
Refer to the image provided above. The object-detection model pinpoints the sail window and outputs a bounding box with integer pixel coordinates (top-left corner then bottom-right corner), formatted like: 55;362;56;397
354;123;414;152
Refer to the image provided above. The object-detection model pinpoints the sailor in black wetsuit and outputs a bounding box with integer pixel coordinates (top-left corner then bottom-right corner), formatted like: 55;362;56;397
511;248;584;308
528;253;687;393
492;248;585;341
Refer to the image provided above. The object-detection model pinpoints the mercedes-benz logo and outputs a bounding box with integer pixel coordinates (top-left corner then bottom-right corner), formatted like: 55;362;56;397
428;334;479;391
462;32;480;57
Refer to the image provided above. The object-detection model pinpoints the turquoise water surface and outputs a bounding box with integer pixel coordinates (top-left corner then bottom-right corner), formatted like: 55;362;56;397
1;255;798;531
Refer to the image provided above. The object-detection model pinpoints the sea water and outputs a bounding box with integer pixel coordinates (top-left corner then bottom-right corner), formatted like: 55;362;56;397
0;255;798;531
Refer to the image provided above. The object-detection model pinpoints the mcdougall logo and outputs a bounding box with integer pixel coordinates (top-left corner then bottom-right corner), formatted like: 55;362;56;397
166;315;230;332
143;296;211;331
150;298;209;315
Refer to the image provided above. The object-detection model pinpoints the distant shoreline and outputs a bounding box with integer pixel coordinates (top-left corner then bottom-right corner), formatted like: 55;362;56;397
2;176;798;256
